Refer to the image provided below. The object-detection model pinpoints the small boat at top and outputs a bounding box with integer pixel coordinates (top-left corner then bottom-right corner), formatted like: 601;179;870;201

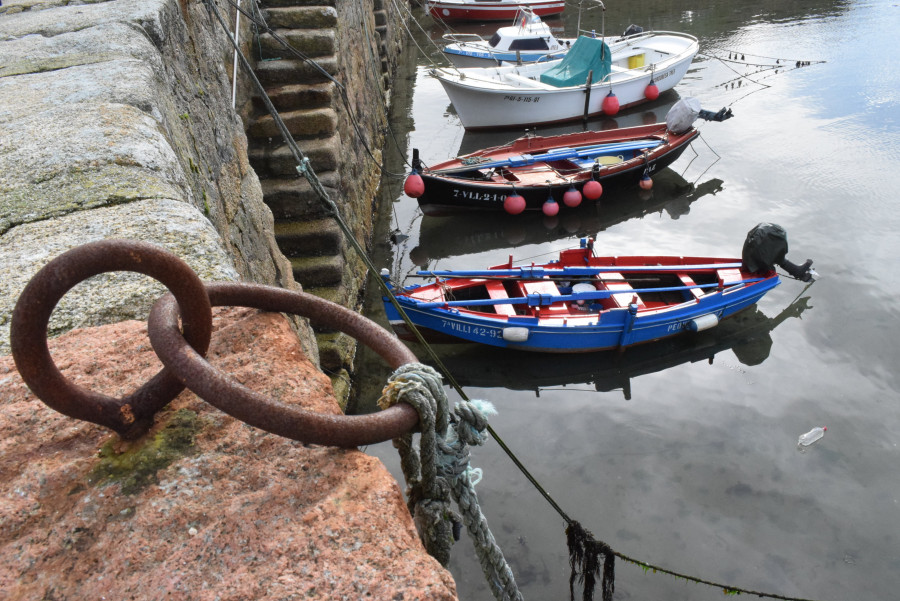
403;97;732;216
426;0;566;22
441;8;574;67
431;32;699;129
381;225;816;354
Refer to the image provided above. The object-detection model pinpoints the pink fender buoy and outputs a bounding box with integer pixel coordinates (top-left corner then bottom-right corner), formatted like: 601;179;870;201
583;179;603;200
503;193;526;215
563;186;582;208
404;171;424;198
644;80;659;101
639;172;653;190
542;195;560;217
601;90;619;116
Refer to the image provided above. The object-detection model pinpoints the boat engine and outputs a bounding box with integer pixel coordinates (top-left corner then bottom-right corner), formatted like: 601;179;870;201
742;223;815;281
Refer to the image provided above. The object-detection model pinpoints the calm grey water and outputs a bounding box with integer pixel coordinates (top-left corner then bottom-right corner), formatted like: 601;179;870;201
353;1;900;600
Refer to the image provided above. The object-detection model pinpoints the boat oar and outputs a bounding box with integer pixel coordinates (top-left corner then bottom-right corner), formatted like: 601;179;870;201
417;262;745;279
431;138;663;174
409;278;765;309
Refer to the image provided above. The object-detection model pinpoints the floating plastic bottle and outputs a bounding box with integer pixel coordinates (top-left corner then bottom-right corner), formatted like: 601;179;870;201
798;426;826;446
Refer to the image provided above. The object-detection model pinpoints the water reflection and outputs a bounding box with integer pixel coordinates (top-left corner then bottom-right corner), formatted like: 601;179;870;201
408;171;723;267
412;284;813;399
452;95;683;157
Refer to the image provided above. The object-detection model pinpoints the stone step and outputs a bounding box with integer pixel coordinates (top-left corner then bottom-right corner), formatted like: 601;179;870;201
316;331;358;372
257;81;335;113
259;174;341;221
289;253;344;287
304;283;354;309
248;134;340;178
274;218;343;257
255;56;337;87
262;6;338;29
247;107;337;140
257;29;335;59
261;0;335;7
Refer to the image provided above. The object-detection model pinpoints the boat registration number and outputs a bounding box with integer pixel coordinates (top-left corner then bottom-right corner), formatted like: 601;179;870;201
440;319;502;339
451;188;505;203
502;95;542;103
654;67;677;83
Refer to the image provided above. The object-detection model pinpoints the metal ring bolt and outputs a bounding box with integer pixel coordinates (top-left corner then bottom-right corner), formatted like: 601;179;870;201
10;240;419;446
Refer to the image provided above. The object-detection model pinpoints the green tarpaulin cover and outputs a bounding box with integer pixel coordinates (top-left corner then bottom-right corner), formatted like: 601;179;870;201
539;36;612;87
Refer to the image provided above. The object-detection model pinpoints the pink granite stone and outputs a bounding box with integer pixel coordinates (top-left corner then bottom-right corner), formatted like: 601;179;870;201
0;308;458;600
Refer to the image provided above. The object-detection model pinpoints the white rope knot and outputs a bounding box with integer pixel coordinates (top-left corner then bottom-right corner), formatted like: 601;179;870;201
454;399;496;447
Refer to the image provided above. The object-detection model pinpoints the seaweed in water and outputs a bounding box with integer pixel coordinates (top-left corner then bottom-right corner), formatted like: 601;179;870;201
566;520;615;601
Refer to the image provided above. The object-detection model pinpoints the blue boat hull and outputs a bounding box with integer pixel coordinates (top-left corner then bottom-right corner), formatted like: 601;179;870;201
383;277;779;353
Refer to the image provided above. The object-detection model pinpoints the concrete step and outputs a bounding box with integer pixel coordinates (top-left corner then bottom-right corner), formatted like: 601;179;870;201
259;174;341;221
262;6;338;29
289;253;344;287
258;29;335;59
274;218;343;257
255;56;337;87
247;107;337;140
248;134;340;178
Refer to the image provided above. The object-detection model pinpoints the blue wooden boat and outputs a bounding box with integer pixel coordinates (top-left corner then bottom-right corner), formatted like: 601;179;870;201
382;228;814;353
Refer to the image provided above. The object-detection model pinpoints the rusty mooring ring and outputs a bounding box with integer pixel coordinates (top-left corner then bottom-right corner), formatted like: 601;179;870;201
148;282;420;447
10;240;213;439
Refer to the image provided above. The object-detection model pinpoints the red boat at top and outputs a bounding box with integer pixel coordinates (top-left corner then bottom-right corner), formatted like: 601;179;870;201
426;0;566;22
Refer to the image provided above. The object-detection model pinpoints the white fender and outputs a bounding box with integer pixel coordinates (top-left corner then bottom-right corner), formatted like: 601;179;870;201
687;313;719;332
502;327;530;342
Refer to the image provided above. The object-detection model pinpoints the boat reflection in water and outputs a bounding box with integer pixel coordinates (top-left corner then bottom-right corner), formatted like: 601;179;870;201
411;286;813;399
408;170;723;267
453;99;680;157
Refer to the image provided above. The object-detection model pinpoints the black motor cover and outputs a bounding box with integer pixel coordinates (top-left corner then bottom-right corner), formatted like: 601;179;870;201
742;223;788;272
742;223;814;281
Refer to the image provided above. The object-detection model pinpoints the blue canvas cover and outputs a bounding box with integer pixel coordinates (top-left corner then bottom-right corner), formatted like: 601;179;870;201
539;36;612;87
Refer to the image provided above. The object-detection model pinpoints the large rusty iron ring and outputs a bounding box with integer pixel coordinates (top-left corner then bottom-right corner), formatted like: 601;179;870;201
10;240;213;439
148;282;420;447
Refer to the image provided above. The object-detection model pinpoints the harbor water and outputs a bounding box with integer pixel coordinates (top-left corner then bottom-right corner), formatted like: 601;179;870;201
353;1;900;599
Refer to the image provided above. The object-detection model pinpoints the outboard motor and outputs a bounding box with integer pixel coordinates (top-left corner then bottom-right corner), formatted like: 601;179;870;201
666;98;734;134
622;24;643;36
742;223;815;281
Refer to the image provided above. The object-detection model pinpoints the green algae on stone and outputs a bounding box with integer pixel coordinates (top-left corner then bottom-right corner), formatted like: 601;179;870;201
90;409;201;495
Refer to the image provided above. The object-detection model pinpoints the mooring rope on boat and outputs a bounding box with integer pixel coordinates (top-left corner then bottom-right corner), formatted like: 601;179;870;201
697;48;825;106
209;4;827;600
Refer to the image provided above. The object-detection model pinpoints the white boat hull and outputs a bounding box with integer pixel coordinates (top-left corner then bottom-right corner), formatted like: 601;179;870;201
433;32;699;130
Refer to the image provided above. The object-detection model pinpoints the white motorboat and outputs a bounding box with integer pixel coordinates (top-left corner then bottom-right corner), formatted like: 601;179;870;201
432;31;700;130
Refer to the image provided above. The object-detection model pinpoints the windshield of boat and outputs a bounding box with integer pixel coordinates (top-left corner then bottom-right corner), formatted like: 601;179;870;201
489;33;502;48
509;37;550;51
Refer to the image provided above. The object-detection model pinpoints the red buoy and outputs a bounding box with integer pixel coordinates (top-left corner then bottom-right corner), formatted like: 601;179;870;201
542;196;559;217
601;90;619;116
503;193;526;215
563;186;582;208
644;81;659;101
583;179;603;200
639;172;653;190
404;172;424;198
